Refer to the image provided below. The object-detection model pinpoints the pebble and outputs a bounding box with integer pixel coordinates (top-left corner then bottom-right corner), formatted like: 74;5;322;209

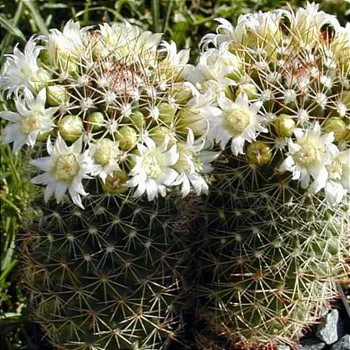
331;334;350;350
316;309;339;345
297;338;325;350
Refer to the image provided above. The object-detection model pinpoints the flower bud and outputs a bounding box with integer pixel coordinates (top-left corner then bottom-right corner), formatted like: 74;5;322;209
102;171;129;195
46;85;69;106
237;83;258;99
93;139;121;166
323;117;347;142
274;114;296;137
87;112;105;132
247;141;272;166
171;83;193;104
159;103;177;123
58;115;84;142
115;126;137;150
129;111;145;129
150;126;177;145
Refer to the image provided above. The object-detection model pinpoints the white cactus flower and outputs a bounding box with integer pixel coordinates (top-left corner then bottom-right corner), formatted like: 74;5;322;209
174;129;219;196
309;148;350;205
212;93;266;156
89;139;123;183
126;136;179;201
0;37;49;97
279;122;337;190
30;134;92;208
1;88;57;152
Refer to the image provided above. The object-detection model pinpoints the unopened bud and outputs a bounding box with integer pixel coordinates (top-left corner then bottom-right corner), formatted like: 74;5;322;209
323;117;347;142
274;114;296;137
102;171;129;195
171;83;193;104
129;111;145;129
150;126;177;145
237;83;257;99
87;112;105;132
115;126;137;150
247;141;272;166
47;85;69;106
159;103;177;123
58;115;84;142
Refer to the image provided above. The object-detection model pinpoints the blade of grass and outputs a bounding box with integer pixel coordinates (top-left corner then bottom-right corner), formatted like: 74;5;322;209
151;0;160;33
162;0;173;33
0;14;26;41
0;1;24;64
22;0;49;35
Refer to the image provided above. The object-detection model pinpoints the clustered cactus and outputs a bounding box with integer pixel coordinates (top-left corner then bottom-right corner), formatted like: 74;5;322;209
0;3;349;350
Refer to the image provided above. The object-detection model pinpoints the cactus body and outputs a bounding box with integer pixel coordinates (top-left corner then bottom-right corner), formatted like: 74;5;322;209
191;178;349;349
20;192;188;349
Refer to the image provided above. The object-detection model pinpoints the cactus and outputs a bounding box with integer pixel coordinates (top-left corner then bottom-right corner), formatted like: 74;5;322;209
19;192;189;350
0;20;219;350
183;3;350;349
1;4;349;350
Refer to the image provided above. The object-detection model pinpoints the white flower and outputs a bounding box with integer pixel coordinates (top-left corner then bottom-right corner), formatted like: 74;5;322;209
279;123;337;190
89;139;123;182
30;134;92;208
1;88;57;152
186;42;241;89
212;93;266;155
97;21;162;61
310;148;349;205
126;136;179;201
179;89;221;138
284;2;340;46
47;20;90;68
173;129;219;196
0;37;48;97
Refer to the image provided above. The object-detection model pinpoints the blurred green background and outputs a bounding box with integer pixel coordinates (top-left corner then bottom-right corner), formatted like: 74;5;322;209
0;0;349;349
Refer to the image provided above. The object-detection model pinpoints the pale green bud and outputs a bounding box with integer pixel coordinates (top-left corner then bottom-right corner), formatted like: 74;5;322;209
323;117;347;142
274;114;296;137
171;83;193;104
87;112;105;132
150;126;177;145
129;111;145;129
46;85;69;106
93;139;121;166
237;83;258;99
102;171;129;195
32;69;51;92
115;126;137;150
58;115;84;142
159;103;177;123
247;142;272;166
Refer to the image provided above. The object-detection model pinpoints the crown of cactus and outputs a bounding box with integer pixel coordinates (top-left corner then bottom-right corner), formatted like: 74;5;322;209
0;20;220;208
183;2;349;204
182;3;350;349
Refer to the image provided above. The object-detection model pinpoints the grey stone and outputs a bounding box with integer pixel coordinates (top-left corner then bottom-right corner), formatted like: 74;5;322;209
297;338;325;350
331;334;350;350
277;345;291;350
316;309;339;345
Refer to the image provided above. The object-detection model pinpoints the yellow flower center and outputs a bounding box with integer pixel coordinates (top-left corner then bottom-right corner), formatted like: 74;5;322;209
93;139;120;166
327;159;342;180
294;145;317;165
55;154;80;181
225;108;251;136
20;115;41;134
143;155;162;178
